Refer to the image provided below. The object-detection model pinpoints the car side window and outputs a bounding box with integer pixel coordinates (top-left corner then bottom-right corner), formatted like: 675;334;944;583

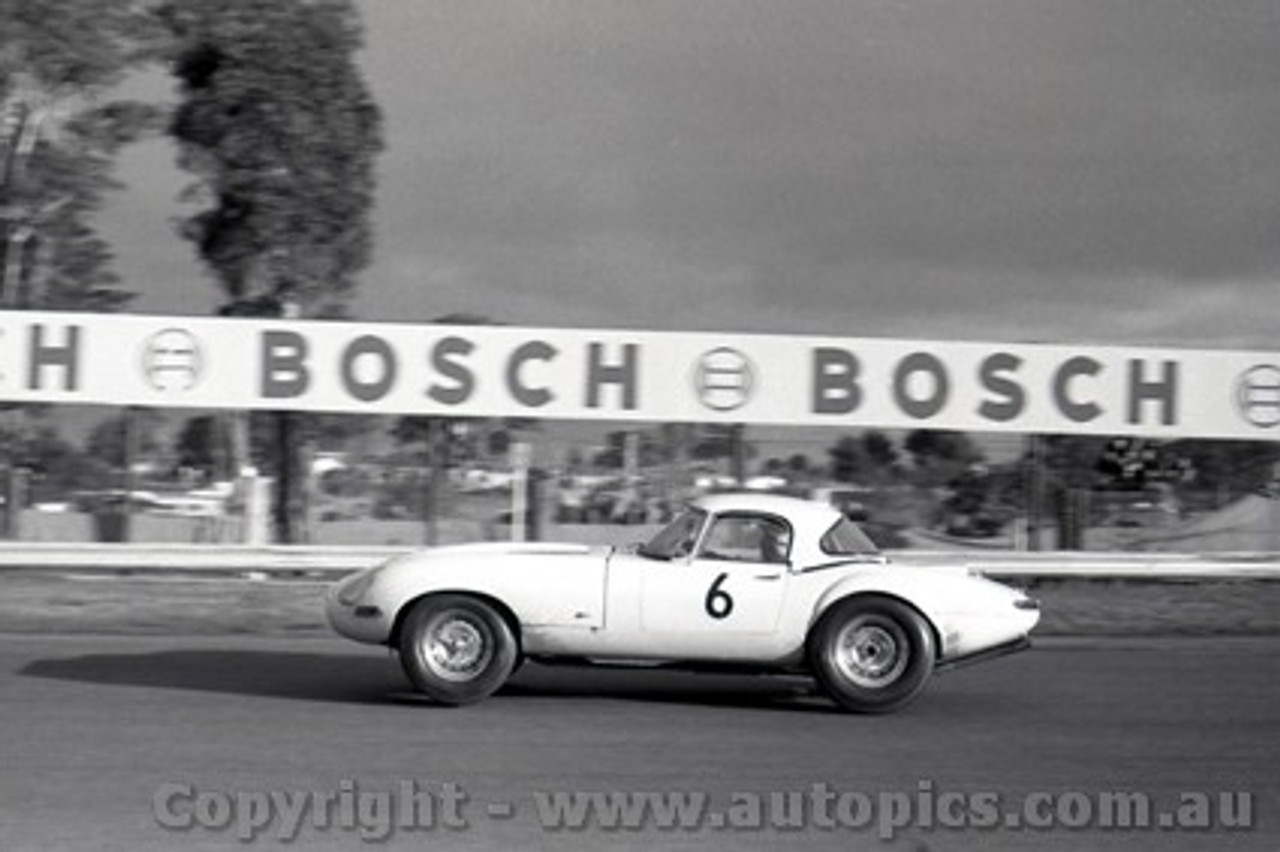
698;514;792;564
639;508;706;560
819;517;880;556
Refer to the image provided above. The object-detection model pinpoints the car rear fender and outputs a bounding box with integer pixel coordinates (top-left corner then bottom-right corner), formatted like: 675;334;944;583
808;576;946;655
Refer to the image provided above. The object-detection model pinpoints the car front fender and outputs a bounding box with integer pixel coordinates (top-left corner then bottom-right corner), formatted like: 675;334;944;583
374;546;610;633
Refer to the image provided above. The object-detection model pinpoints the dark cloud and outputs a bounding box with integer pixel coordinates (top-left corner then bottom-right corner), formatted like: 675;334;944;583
107;0;1280;346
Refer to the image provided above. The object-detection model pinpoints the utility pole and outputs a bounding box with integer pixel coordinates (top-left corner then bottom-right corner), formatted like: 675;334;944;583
730;423;748;485
423;418;451;546
1025;433;1046;551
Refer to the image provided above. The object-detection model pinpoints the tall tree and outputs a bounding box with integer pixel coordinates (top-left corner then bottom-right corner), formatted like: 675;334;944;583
904;430;981;479
12;425;113;500
160;0;383;541
0;0;157;310
861;430;900;473
827;436;867;484
1172;440;1280;500
159;0;383;315
87;409;165;470
174;414;235;479
1;3;158;535
828;430;902;485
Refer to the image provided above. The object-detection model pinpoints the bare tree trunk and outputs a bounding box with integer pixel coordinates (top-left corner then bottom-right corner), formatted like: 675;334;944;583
120;406;139;543
272;410;311;544
422;418;451;546
1025;434;1046;551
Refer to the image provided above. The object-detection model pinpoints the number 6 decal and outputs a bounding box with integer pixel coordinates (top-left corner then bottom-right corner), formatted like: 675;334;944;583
704;572;734;619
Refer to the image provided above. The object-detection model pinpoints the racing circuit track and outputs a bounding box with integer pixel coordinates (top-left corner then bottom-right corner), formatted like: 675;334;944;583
1;633;1276;851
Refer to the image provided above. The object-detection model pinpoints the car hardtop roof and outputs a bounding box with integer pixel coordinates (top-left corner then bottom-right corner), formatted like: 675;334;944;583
691;491;843;525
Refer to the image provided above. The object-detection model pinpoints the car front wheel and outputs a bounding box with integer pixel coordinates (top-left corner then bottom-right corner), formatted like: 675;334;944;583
398;595;518;705
808;596;935;713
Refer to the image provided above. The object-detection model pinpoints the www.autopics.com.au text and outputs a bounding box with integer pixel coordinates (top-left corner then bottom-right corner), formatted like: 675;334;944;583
151;778;1255;842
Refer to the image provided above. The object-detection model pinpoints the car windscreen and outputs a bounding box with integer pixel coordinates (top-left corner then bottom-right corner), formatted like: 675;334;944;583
819;516;880;556
638;508;707;560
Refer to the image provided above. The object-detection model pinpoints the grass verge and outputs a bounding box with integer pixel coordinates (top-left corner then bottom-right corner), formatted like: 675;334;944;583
2;571;1279;637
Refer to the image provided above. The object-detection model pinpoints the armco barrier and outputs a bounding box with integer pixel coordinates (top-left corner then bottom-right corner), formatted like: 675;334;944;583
900;550;1280;580
0;543;1277;579
0;543;410;576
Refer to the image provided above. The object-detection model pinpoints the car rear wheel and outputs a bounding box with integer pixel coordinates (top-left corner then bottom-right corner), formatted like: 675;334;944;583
807;596;935;713
398;595;518;705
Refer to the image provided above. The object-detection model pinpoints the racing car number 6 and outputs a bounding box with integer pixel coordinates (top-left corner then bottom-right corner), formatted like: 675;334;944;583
704;572;734;619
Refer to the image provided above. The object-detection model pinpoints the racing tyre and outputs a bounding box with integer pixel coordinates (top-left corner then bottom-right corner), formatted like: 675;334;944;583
398;595;518;705
808;596;935;713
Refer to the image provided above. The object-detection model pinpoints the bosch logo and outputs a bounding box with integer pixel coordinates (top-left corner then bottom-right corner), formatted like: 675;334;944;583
1236;365;1280;428
141;328;204;392
693;347;756;411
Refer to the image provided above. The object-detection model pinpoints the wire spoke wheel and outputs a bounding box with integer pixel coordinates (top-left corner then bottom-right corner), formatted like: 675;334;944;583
399;595;518;705
808;597;935;714
832;617;909;689
420;611;495;683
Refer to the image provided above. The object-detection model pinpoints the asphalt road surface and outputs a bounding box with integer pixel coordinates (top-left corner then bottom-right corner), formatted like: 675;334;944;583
2;634;1275;851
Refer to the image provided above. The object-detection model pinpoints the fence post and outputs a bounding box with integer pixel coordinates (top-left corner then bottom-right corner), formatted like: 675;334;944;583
1025;433;1046;551
510;442;530;542
1;466;25;539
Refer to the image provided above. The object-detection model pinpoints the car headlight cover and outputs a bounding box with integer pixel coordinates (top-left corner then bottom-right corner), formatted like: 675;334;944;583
336;569;378;606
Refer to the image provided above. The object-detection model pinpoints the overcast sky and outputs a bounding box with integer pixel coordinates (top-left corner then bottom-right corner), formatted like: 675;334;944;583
102;0;1280;349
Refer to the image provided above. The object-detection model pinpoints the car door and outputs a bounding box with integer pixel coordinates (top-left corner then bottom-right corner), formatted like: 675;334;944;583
638;511;793;657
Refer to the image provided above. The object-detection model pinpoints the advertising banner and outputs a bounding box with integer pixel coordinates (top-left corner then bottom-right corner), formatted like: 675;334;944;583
1;310;1277;440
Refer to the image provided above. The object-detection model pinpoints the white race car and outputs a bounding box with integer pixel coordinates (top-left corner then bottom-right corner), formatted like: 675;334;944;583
328;493;1039;713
